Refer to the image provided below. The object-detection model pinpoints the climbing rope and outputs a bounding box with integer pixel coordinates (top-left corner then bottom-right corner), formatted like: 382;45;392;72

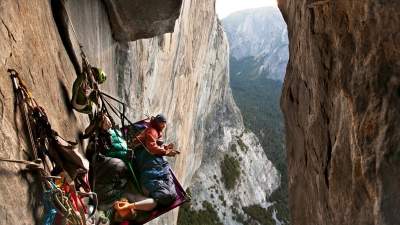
62;0;99;95
62;0;103;119
10;70;36;154
100;91;132;126
42;180;61;225
8;70;96;225
61;0;84;52
9;69;51;191
48;179;84;225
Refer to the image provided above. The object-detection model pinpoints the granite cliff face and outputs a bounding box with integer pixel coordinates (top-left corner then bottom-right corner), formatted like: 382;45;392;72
0;0;279;225
223;7;288;81
223;7;289;224
279;0;400;224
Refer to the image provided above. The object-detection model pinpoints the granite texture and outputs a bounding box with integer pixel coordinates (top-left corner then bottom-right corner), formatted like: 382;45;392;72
279;0;400;224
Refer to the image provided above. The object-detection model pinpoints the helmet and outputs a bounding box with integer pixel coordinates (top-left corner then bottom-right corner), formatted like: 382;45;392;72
92;67;107;84
154;114;167;123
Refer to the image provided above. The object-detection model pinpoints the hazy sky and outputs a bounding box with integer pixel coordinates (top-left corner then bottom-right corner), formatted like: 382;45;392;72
216;0;278;18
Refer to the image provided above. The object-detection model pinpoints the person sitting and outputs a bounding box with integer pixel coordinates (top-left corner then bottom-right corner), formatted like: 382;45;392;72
126;114;180;211
84;113;132;210
85;113;178;222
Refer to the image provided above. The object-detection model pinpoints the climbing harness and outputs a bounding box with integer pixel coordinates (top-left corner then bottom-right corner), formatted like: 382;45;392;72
71;51;104;115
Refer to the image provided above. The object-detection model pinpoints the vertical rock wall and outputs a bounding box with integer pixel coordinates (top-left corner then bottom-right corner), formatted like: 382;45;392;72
279;0;400;224
0;0;88;224
0;0;280;224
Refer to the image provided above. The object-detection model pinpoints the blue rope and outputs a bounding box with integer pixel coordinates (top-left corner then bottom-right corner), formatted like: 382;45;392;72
42;181;58;225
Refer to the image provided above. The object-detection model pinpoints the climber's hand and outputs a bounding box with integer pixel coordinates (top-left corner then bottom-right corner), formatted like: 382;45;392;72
166;149;180;157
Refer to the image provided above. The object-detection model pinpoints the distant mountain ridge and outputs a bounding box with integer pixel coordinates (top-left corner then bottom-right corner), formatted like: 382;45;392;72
222;6;290;224
223;7;288;81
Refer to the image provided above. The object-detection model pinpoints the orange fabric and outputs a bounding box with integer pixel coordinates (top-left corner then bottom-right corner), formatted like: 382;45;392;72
136;127;171;156
114;200;135;218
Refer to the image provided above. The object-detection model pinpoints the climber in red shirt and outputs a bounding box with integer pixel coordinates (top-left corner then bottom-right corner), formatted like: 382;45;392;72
134;115;179;156
113;114;179;221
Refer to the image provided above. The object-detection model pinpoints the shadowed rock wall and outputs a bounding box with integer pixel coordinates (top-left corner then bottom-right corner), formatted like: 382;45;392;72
0;0;279;225
279;0;400;224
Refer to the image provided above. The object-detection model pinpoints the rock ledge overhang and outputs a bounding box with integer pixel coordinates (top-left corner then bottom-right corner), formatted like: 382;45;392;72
103;0;183;41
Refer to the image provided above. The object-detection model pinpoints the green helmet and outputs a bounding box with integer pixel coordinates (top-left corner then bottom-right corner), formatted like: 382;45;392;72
92;67;107;84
